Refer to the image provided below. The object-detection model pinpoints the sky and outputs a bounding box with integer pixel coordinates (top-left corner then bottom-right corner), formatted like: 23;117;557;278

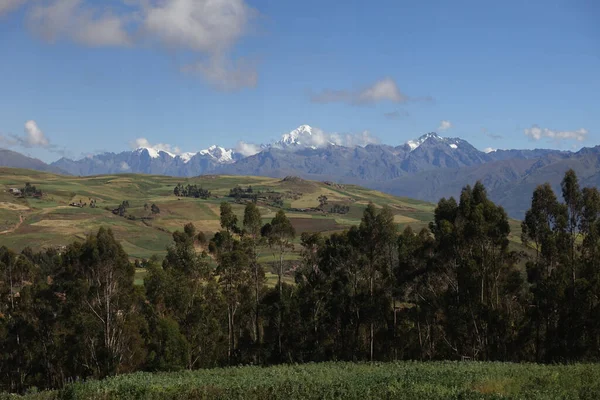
0;0;598;162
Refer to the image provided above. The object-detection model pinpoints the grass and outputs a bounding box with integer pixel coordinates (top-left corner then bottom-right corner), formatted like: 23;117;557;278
0;168;440;260
6;361;600;399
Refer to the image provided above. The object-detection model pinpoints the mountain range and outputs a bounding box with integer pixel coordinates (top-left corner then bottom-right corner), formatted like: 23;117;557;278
1;125;597;219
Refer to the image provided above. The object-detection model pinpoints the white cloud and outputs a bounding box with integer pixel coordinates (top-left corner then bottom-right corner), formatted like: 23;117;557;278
28;0;132;46
236;126;381;157
119;161;131;171
182;55;257;90
0;120;53;149
384;110;410;119
235;141;261;157
328;130;380;147
13;0;257;89
131;138;182;155
310;78;409;105
143;0;251;53
483;147;497;153
524;125;588;142
0;0;27;16
438;120;452;132
23;120;49;147
482;128;503;140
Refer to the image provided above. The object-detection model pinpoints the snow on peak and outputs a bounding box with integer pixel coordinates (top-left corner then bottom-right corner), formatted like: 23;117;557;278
406;132;443;151
135;147;178;159
199;145;234;163
136;147;160;159
405;132;462;152
179;152;197;163
279;125;313;146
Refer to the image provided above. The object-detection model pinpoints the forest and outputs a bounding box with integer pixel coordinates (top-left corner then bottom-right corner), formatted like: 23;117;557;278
1;169;600;394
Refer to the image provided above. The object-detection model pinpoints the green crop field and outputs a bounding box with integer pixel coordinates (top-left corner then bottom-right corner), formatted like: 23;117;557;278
6;361;598;400
0;168;442;261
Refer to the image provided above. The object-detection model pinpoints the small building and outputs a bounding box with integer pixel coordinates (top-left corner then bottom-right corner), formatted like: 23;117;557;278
8;188;21;195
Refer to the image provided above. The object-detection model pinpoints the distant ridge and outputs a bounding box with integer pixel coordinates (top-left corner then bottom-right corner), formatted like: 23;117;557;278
0;148;67;175
1;125;596;219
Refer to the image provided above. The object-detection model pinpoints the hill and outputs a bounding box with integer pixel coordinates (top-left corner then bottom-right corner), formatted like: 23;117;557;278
0;149;67;174
3;125;593;219
0;167;436;260
44;125;594;219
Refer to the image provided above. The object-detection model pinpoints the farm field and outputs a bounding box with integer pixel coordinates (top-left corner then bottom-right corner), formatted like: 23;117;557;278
0;167;439;261
7;361;598;400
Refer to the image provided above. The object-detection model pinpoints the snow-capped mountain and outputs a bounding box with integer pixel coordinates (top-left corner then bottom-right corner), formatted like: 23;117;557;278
276;124;315;147
134;147;176;159
44;124;585;219
133;145;237;165
198;145;235;163
405;132;463;151
53;144;241;177
49;126;501;178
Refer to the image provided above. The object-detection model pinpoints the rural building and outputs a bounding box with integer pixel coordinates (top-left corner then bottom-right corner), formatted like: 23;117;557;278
8;188;21;195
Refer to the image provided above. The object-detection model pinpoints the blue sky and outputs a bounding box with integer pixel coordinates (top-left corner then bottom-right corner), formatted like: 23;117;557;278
0;0;598;162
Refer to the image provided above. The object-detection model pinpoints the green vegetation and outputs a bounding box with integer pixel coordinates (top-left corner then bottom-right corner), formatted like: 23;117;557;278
2;168;599;398
173;183;211;199
8;362;600;399
0;168;439;260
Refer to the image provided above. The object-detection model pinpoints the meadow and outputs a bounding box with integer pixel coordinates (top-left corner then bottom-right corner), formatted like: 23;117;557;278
6;361;598;400
0;167;437;262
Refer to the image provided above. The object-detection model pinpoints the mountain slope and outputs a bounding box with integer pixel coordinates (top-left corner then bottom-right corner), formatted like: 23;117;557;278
15;124;598;219
375;146;600;219
52;145;242;177
0;148;67;174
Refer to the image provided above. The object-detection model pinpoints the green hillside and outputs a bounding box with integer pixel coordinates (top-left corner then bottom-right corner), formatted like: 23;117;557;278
0;168;437;260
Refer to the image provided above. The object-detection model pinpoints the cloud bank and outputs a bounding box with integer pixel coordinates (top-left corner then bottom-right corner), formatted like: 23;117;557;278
524;125;588;142
311;78;409;105
0;120;52;149
0;0;27;16
482;128;503;140
130;138;182;155
4;0;257;90
235;141;262;157
438;120;452;132
384;110;410;119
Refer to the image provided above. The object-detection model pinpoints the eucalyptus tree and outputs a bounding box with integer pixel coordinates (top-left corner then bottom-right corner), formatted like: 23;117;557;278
243;202;266;360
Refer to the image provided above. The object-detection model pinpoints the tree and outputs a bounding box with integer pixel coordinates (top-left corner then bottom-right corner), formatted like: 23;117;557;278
318;195;328;210
58;228;145;378
196;231;207;247
427;183;524;361
264;210;296;295
146;224;220;369
262;210;295;357
521;183;565;361
151;204;160;215
243;203;266;361
210;232;249;364
354;203;397;361
220;202;238;233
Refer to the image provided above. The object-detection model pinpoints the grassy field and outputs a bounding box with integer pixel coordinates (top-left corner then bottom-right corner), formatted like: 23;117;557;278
6;361;598;399
0;168;439;261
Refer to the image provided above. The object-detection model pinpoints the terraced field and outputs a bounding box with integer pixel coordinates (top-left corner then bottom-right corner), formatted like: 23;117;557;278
0;168;438;261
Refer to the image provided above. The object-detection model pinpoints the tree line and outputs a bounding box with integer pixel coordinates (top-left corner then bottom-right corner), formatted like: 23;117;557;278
1;169;600;393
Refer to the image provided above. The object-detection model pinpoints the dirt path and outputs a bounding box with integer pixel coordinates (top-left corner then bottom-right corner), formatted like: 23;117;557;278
0;214;24;235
